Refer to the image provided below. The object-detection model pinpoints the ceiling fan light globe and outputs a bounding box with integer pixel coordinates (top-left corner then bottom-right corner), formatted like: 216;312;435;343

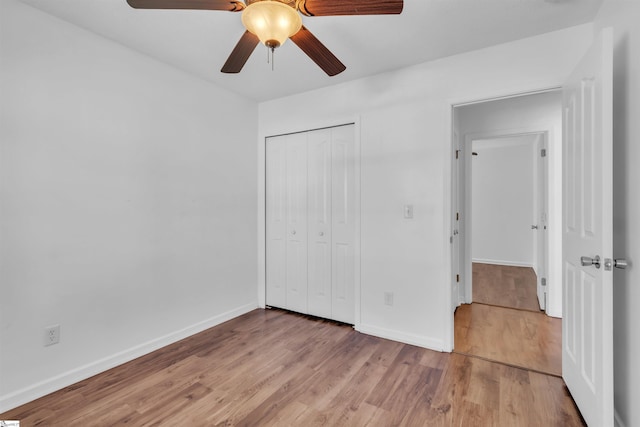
241;0;302;48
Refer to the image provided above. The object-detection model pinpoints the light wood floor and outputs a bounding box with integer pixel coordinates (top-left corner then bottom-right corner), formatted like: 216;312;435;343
473;263;541;312
459;263;561;376
455;304;562;376
1;309;583;426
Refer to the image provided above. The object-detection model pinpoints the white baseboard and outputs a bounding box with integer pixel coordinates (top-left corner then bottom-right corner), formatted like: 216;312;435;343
0;302;258;414
472;258;533;268
546;305;562;319
356;323;446;352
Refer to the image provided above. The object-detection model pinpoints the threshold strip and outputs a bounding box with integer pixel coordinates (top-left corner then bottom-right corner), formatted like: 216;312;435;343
472;301;545;314
452;350;562;379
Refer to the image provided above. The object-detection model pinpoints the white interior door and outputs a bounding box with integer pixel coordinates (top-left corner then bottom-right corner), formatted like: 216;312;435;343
307;128;333;319
285;133;308;314
330;125;356;324
562;28;613;426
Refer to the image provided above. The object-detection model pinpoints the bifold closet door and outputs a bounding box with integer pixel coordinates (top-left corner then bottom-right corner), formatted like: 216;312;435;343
330;125;355;324
265;135;287;309
265;133;308;313
284;133;309;313
266;125;355;324
307;129;333;319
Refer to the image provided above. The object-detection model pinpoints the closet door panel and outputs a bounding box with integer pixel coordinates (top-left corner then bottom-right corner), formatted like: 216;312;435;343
307;129;332;318
331;125;356;324
265;136;287;308
285;133;308;314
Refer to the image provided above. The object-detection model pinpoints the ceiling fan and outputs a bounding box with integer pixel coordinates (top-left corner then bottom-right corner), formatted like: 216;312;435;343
126;0;403;76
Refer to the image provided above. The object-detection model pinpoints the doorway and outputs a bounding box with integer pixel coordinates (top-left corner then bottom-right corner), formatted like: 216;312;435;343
469;133;545;311
451;90;563;375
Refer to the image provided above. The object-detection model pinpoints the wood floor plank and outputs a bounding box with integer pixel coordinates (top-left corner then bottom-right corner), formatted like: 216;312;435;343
498;366;538;427
296;335;377;410
364;344;424;409
473;262;541;311
262;400;313;426
454;303;562;376
466;356;501;410
528;371;586;427
1;308;584;426
316;360;389;426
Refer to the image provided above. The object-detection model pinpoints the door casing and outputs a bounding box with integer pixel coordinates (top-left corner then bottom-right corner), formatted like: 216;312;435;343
445;88;563;351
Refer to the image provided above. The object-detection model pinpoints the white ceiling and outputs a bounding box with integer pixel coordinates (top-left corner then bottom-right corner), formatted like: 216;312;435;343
17;0;603;101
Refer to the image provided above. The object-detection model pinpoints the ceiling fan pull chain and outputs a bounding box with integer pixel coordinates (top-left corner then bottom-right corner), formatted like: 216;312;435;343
266;46;275;71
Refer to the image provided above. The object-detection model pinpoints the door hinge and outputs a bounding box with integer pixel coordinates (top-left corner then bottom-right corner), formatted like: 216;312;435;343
456;212;459;221
541;148;547;158
455;149;460;159
541;278;547;287
456;274;460;283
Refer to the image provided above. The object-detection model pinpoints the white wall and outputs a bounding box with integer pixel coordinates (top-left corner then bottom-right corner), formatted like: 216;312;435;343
0;0;258;412
456;91;563;316
471;137;535;266
2;1;636;422
257;24;592;351
593;1;640;426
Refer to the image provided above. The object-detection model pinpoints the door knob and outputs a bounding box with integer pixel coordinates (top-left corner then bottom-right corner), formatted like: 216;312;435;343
531;225;539;230
605;259;629;270
604;258;628;270
614;259;628;269
581;255;601;269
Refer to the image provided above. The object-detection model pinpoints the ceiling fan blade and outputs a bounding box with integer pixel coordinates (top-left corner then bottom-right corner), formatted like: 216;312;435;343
221;30;260;73
298;0;403;16
290;26;346;76
126;0;244;12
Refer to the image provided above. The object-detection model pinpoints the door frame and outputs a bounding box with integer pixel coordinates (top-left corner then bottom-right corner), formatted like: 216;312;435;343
444;87;563;351
460;129;548;306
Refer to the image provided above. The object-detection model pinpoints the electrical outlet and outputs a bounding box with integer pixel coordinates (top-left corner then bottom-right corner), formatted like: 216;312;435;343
384;292;394;306
44;325;60;346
